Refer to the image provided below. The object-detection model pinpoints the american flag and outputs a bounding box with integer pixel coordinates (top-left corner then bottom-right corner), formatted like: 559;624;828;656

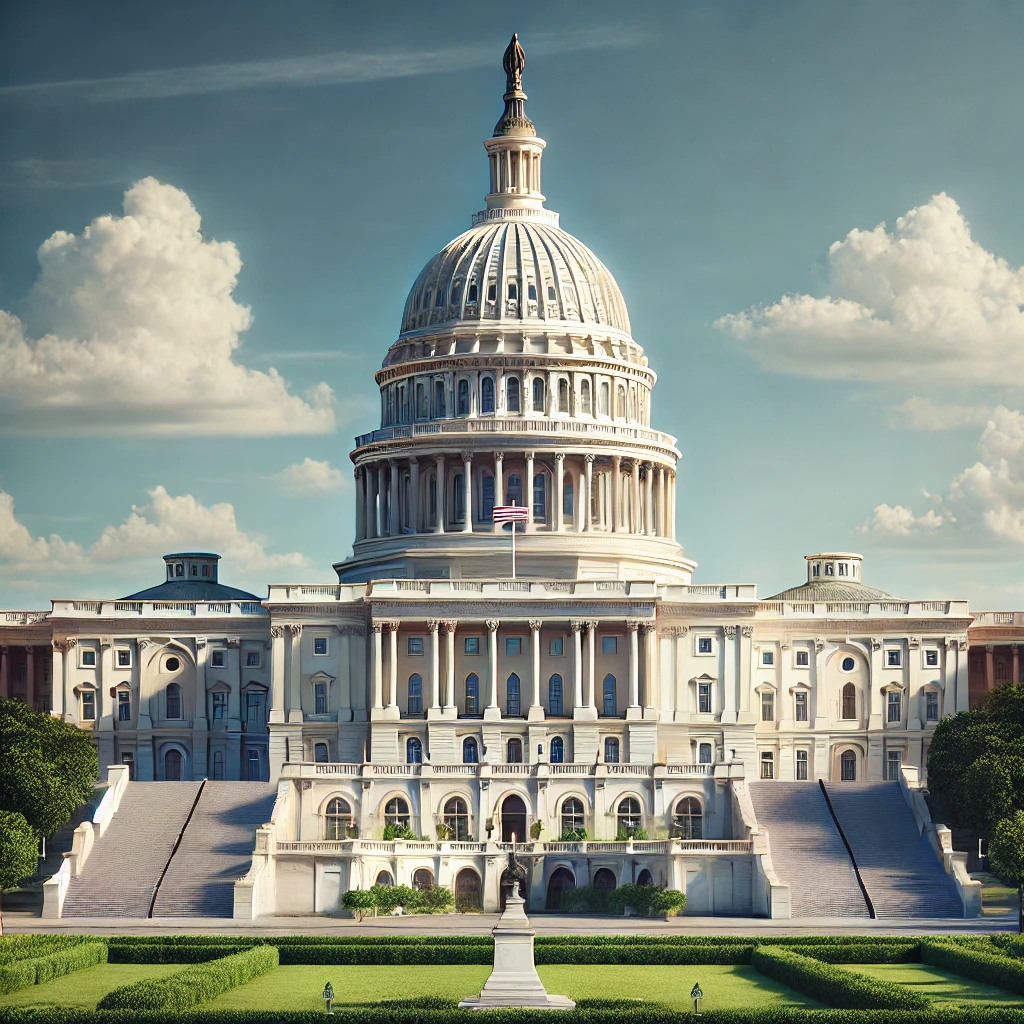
492;505;528;523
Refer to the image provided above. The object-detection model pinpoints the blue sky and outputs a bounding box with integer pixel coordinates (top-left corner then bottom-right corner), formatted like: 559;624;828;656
3;0;1024;607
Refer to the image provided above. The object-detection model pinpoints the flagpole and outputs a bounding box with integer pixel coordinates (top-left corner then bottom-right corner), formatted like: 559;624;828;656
511;506;517;580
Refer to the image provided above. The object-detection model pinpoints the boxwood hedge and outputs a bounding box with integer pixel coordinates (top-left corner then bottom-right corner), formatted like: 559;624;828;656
921;937;1024;996
0;942;107;995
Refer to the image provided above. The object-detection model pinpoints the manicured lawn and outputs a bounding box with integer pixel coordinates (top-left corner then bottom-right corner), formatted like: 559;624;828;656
838;964;1024;1006
208;965;822;1011
0;964;182;1008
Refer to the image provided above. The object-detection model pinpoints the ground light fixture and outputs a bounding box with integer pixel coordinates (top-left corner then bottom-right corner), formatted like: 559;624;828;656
323;981;335;1015
691;981;703;1015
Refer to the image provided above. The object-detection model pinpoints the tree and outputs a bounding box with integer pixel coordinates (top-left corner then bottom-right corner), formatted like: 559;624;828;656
0;698;98;837
0;811;39;937
988;811;1024;934
341;889;377;922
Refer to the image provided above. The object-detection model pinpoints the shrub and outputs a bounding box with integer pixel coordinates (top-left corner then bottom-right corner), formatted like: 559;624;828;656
558;827;587;842
370;884;419;914
342;889;378;921
922;937;1024;995
0;935;90;965
454;894;479;913
795;943;919;964
535;943;751;965
751;945;930;1010
614;826;648;841
529;821;544;840
647;889;686;917
0;961;36;997
382;823;416;841
108;944;250;964
560;885;618;913
33;942;107;984
279;944;492;965
96;945;278;1010
419;886;454;913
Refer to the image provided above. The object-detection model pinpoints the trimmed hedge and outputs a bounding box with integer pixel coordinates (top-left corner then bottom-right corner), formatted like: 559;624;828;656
533;934;921;947
0;936;90;965
278;944;492;966
793;943;919;965
921;937;1024;996
34;942;108;984
536;943;752;965
108;945;251;965
105;934;492;947
751;946;930;1010
0;961;36;997
96;946;278;1011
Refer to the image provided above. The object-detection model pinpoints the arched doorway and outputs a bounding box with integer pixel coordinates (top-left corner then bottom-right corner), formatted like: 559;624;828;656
455;868;481;910
375;870;394;886
593;867;617;891
546;866;575;910
637;868;654;887
164;748;183;781
500;794;527;843
412;868;433;890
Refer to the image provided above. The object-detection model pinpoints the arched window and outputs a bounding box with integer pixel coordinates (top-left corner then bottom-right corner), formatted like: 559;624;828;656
481;376;495;413
507;473;522;506
166;682;182;720
602;675;617;717
482;474;495;520
532;377;545;413
506;376;520;412
599;381;610;415
451;281;462;305
413;867;434;890
558;378;569;412
468;280;479;303
604;737;620;763
533;473;546;523
408;674;423;716
560;797;585;835
465;674;479;715
548;674;563;716
593;867;617;891
406;737;423;763
384;796;410;828
462;736;479;764
673;797;703;839
550;736;564;763
434;379;445;417
453;473;465;523
416;382;427;418
164;748;183;781
616;796;641;835
212;750;224;779
580;378;592;414
507;737;523;763
563;478;573;519
455;868;481;909
376;869;394;886
314;742;329;763
325;797;352;840
506;673;521;717
457;379;469;416
443;796;470;840
840;750;857;782
842;682;856;720
616;384;626;418
637;868;654;886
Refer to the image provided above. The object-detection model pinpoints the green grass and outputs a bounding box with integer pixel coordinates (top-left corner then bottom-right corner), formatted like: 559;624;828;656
838;963;1024;1006
0;964;182;1008
207;965;822;1012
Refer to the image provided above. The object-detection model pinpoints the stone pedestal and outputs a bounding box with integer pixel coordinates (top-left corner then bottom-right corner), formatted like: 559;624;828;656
459;883;575;1010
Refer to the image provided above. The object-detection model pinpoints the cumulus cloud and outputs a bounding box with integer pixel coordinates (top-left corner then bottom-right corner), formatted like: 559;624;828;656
716;193;1024;386
0;177;336;435
861;503;953;536
889;396;992;431
274;457;348;495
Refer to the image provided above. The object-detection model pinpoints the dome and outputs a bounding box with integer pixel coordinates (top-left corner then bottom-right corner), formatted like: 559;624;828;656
398;218;632;339
766;580;900;603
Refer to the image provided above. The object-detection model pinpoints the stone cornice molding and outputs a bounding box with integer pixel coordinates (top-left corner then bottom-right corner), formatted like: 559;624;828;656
369;600;656;619
334;624;366;636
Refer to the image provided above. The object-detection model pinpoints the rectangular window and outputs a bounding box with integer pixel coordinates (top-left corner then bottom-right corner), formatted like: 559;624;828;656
245;651;261;668
761;692;774;721
212;692;227;720
505;637;522;657
313;637;328;656
212;751;224;779
408;637;423;656
762;651;774;666
698;742;713;764
760;752;774;779
465;676;479;715
887;649;902;668
548;677;563;716
925;649;939;667
697;637;713;655
796;650;809;667
121;752;135;780
698;682;712;714
246;691;264;724
838;562;848;576
211;650;225;668
795;749;809;780
795;691;808;722
81;690;95;721
886;750;902;781
116;649;131;668
82;649;97;667
926;690;939;721
464;636;480;655
549;637;564;657
887;690;902;722
601;636;618;655
315;682;328;715
117;691;131;721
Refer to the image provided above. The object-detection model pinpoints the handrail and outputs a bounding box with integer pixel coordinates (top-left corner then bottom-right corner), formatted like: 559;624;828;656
148;780;206;919
818;779;875;919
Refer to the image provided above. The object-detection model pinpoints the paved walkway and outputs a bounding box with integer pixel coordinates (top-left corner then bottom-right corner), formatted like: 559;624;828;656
3;910;1015;937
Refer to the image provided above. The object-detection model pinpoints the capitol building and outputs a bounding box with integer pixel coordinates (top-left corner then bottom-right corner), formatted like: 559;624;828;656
1;38;983;920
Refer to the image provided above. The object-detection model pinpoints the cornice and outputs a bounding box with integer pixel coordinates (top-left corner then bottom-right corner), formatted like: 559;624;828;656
369;600;656;619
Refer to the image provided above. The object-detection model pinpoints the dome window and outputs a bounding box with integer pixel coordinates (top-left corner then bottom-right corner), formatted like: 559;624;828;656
599;381;610;415
435;288;445;307
451;281;462;304
528;283;537;301
481;376;495;414
487;282;497;302
507;281;518;300
468;282;478;303
532;377;546;413
506;376;520;412
434;380;445;417
547;285;556;301
580;379;592;414
423;290;432;309
557;379;569;412
457;380;469;416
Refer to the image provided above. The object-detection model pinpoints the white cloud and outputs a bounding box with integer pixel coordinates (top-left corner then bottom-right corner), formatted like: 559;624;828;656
716;193;1024;386
889;396;992;431
274;458;348;495
861;503;953;537
0;177;336;436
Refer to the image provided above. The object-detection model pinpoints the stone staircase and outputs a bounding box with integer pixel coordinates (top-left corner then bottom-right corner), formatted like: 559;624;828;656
748;781;869;917
61;782;202;918
152;782;277;917
824;781;963;918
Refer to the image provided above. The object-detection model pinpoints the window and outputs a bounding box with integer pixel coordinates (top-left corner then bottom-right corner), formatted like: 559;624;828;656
527;283;537;301
604;737;620;763
482;474;495;519
533;472;546;522
549;636;563;657
452;281;462;305
117;690;131;721
166;682;182;719
507;280;518;301
601;636;618;655
462;737;478;763
245;689;265;726
812;562;821;577
762;651;775;666
434;379;445;417
212;691;227;721
325;797;352;839
457;379;469;416
175;563;184;577
580;378;592;414
795;749;809;780
926;690;939;721
464;636;480;655
117;649;131;668
246;749;261;780
548;674;563;715
673;797;702;839
481;376;495;413
444;796;470;841
887;690;902;722
165;748;183;781
384;796;411;828
506;674;521;716
563;479;573;517
465;674;479;715
887;649;902;668
314;637;328;656
120;752;136;779
453;472;465;522
886;750;902;781
314;742;329;763
549;736;564;763
532;377;545;412
408;674;423;715
557;378;569;412
506;474;522;506
616;796;641;834
246;651;260;668
416;382;427;418
698;681;712;714
698;742;713;764
406;737;423;763
507;737;523;763
760;751;774;779
211;650;226;668
166;655;180;672
82;649;97;667
408;637;423;656
599;381;610;415
698;637;713;655
825;562;834;576
761;691;774;722
925;649;939;667
841;656;855;672
842;683;856;720
616;383;626;418
506;377;521;412
838;562;848;577
561;797;584;835
468;281;478;303
602;674;617;717
314;681;328;715
840;750;857;781
505;637;522;657
795;691;808;722
796;650;809;667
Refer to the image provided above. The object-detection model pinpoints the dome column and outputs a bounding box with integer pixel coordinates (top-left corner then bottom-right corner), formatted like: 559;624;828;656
583;454;594;531
434;456;445;534
409;457;420;533
355;467;366;541
365;464;378;539
528;620;544;721
627;620;642;718
484;619;501;720
525;452;535;533
669;471;677;539
644;463;654;536
388;459;399;536
492;451;504;533
631;461;641;534
461;453;474;533
570;621;584;711
554;453;565;533
611;456;621;532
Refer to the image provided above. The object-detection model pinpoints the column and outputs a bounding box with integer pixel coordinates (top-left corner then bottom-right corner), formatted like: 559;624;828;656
526;452;535;533
584;454;594;531
288;624;303;720
571;621;584;709
485;619;500;713
355;468;366;541
427;620;440;711
643;624;657;714
387;623;399;711
611;455;621;532
365;464;377;539
270;626;286;722
493;452;504;533
443;621;457;710
49;643;63;717
669;471;677;539
644;464;654;535
434;455;446;533
25;646;35;711
554;453;565;532
529;620;543;714
0;645;8;699
627;621;641;710
195;637;208;725
631;462;640;533
586;620;597;709
371;623;384;710
388;459;400;536
409;457;420;533
461;452;473;533
986;645;995;693
658;466;667;537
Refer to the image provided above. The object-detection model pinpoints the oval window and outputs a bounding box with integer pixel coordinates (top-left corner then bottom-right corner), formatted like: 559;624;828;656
166;656;180;672
841;657;855;672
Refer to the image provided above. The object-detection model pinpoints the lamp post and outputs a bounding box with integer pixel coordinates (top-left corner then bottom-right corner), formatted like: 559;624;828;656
690;982;703;1015
323;981;335;1015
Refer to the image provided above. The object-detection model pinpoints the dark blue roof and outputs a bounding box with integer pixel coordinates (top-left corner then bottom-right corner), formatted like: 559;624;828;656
120;580;263;602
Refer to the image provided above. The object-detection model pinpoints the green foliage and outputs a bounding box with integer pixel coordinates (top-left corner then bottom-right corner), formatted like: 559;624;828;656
794;943;919;964
557;827;587;842
382;823;416;841
557;884;684;917
647;889;686;916
434;821;452;840
560;884;618;913
453;894;479;913
341;889;377;920
750;945;930;1010
0;698;98;838
96;945;278;1010
614;825;648;841
0;961;36;996
0;811;39;892
419;886;454;913
534;943;752;965
370;884;418;913
921;937;1024;995
33;942;108;984
0;936;92;966
989;811;1024;888
341;885;455;917
277;944;492;965
528;820;543;840
108;945;251;964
